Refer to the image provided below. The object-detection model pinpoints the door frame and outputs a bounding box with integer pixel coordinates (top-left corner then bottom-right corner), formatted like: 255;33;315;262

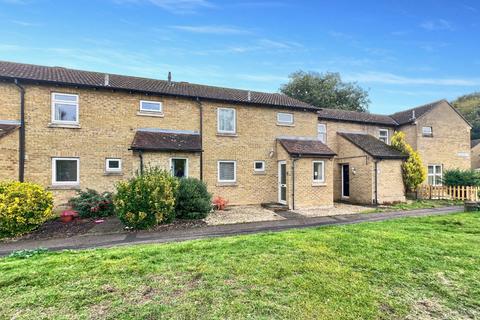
341;163;350;198
278;161;287;204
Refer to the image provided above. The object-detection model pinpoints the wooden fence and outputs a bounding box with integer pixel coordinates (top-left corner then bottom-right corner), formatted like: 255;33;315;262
417;185;479;201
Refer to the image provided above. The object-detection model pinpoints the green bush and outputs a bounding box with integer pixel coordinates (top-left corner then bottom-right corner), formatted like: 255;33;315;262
68;189;114;218
442;169;480;186
0;181;54;238
175;178;212;219
114;168;178;229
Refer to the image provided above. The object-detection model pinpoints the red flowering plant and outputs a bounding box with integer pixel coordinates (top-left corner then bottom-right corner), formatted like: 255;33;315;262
68;189;114;218
213;196;228;211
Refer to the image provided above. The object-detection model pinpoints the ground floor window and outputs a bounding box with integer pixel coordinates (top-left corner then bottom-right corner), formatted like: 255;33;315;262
105;158;122;173
52;157;79;185
218;161;236;182
428;164;442;186
171;158;188;178
254;161;265;172
313;161;325;183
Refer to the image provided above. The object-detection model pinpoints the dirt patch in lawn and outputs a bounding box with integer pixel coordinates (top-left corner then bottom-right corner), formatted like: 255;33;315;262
1;218;97;242
205;205;284;225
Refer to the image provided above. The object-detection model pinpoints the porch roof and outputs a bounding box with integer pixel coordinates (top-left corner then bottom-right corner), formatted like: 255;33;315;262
131;129;201;152
278;138;336;158
0;123;19;140
338;132;407;159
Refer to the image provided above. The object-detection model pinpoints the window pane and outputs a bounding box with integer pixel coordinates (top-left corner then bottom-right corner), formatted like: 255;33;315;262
219;109;235;132
423;127;432;135
280;164;286;184
313;162;323;181
318;133;326;143
56;160;77;182
172;159;186;178
219;162;235;181
54;94;77;102
278;113;293;124
318;124;326;142
141;101;161;112
55;103;77;121
435;165;442;174
108;160;120;169
428;166;434;174
255;161;264;170
428;175;434;185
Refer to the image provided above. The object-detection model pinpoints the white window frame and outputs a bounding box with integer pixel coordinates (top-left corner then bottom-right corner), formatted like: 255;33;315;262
422;126;433;137
105;158;122;173
52;157;80;185
427;164;443;186
170;157;189;178
217;160;237;182
318;123;327;143
379;129;389;144
253;160;265;172
312;160;325;183
277;112;294;126
139;100;163;113
51;93;79;125
217;108;236;134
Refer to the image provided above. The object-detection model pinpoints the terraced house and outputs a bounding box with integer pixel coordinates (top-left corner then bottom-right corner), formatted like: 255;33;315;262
0;61;471;208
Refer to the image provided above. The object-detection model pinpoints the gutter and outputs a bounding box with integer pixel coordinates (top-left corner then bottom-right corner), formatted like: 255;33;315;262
13;79;25;182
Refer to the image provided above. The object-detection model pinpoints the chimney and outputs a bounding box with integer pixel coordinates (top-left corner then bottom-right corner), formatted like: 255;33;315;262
104;74;110;86
247;91;251;102
412;110;416;120
168;71;172;82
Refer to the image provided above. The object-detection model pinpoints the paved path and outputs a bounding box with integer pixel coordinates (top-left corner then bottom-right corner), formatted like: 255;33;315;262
0;206;463;256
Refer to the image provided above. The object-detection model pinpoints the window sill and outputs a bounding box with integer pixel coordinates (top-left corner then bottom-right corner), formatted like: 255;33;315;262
137;111;164;118
216;133;238;137
48;123;81;129
422;134;433;138
253;171;266;175
216;182;238;187
49;184;81;190
312;182;327;187
104;172;123;176
276;123;295;127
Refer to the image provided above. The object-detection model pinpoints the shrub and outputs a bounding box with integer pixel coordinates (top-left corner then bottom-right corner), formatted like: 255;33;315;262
0;181;54;238
391;131;427;192
442;169;480;186
68;189;114;218
114;168;178;229
175;178;212;219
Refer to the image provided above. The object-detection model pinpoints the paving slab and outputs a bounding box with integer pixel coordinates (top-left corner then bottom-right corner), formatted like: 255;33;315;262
0;206;463;256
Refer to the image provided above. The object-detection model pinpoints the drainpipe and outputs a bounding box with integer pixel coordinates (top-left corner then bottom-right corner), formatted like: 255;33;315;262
292;157;299;210
13;79;25;182
196;97;203;181
374;160;379;205
139;151;144;175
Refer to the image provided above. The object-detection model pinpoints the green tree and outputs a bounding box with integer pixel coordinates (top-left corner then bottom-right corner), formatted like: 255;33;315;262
451;92;480;139
391;131;427;192
280;71;370;112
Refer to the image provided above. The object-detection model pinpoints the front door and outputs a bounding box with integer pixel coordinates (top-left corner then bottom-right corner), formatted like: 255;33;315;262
278;161;287;204
342;164;350;198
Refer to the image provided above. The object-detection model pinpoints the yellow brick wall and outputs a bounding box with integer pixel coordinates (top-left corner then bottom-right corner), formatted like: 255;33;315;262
0;130;19;181
293;157;334;208
377;160;405;203
0;82;20;120
399;102;471;182
142;152;201;178
471;144;480;169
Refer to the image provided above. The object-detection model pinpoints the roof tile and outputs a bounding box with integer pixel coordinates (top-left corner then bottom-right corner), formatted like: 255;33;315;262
338;132;407;159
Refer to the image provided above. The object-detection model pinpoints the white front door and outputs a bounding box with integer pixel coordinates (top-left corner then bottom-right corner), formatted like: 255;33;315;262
278;161;287;204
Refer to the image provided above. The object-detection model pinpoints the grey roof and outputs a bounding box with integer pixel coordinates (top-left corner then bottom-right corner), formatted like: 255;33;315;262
131;130;201;152
278;138;336;157
338;132;407;159
389;100;444;125
318;108;398;126
0;60;317;111
0;123;19;139
472;139;480;148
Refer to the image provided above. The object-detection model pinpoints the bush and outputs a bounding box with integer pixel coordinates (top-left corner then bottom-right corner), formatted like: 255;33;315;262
442;169;480;186
114;168;178;229
175;178;212;219
0;181;54;238
68;189;114;218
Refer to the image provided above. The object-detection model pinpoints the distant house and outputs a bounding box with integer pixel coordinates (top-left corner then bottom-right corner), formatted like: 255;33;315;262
0;61;472;208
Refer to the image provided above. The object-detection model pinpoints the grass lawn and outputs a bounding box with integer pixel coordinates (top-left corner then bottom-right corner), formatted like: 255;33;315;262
362;199;464;214
1;213;479;319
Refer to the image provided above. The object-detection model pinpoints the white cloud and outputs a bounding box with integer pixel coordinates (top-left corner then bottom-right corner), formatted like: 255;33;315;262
170;25;250;35
346;72;480;86
11;20;41;27
114;0;213;14
420;19;454;31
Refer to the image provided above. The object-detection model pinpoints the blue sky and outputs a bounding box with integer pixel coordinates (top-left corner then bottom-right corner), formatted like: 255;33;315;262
0;0;479;114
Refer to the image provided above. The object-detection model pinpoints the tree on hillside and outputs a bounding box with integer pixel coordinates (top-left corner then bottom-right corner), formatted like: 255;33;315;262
280;71;370;112
452;92;480;140
391;131;426;192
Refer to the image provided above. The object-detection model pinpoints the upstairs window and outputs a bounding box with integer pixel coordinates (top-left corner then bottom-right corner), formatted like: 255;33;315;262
379;129;389;144
217;108;236;134
318;123;327;143
313;161;325;183
428;164;442;186
218;161;236;182
140;100;162;113
254;161;265;172
422;126;433;137
52;93;79;124
277;112;294;125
